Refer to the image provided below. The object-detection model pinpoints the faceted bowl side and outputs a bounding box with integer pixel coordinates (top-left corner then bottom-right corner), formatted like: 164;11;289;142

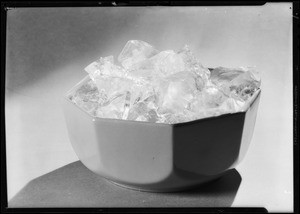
63;98;174;186
62;75;261;192
173;112;246;176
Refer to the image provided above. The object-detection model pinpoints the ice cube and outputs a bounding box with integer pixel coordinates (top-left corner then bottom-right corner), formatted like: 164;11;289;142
136;115;148;122
74;80;100;102
128;82;155;106
126;50;176;79
96;92;128;119
189;84;228;115
158;110;198;124
202;85;228;108
127;101;148;121
155;71;198;113
71;95;99;116
210;67;261;101
218;97;246;113
93;76;134;99
153;50;185;77
147;109;160;122
122;91;131;119
210;67;245;82
148;46;210;83
118;40;159;69
84;61;99;75
127;93;158;122
136;48;196;78
85;56;126;81
177;45;210;81
70;80;100;116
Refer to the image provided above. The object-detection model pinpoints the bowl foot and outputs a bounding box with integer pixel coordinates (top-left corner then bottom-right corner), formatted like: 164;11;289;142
104;176;222;193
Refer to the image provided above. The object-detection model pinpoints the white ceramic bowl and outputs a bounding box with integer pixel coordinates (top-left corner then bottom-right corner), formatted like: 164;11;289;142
62;75;261;192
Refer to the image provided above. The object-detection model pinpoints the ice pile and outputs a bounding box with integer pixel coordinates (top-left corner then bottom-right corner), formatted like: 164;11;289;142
69;40;261;124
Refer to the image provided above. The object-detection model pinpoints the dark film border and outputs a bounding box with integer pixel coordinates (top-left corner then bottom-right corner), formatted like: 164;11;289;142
1;1;298;214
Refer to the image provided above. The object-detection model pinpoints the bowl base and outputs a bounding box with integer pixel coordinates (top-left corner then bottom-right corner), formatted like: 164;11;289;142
104;176;222;193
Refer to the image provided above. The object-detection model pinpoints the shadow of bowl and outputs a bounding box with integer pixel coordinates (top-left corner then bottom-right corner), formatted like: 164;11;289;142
8;161;242;207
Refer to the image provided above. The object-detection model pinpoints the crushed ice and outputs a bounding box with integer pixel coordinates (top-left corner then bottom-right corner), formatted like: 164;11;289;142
68;40;261;124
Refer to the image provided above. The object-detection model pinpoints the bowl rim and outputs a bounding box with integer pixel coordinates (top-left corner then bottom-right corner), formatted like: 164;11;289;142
63;73;261;127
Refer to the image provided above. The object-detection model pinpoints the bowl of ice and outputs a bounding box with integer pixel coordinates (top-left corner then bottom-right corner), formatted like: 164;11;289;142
62;40;261;192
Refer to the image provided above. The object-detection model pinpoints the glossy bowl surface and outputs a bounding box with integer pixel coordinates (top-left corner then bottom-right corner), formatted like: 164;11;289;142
62;75;261;192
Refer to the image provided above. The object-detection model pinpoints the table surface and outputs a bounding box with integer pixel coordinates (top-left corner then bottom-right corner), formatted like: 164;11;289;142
8;161;242;208
5;3;293;212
